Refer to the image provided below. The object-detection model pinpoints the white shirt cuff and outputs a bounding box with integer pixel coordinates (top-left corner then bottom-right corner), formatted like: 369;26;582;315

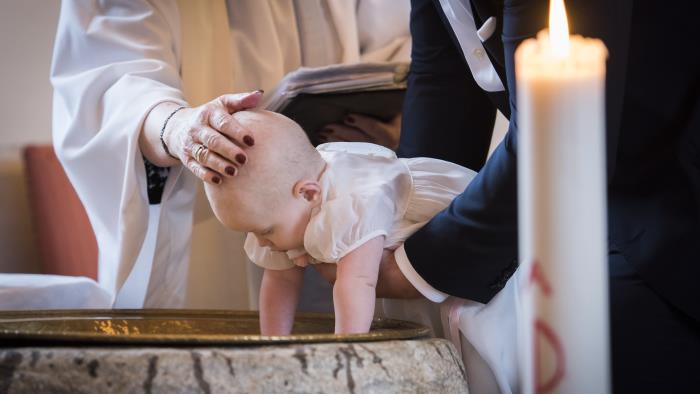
394;244;449;303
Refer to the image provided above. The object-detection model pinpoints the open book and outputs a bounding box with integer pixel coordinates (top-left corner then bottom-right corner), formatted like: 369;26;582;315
263;62;409;144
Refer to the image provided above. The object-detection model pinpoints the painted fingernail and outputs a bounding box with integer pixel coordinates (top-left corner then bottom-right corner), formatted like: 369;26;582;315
212;176;222;184
236;154;247;164
243;135;255;146
225;166;236;176
345;115;355;124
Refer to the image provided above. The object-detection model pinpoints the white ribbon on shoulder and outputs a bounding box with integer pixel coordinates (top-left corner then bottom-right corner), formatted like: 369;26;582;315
438;0;505;92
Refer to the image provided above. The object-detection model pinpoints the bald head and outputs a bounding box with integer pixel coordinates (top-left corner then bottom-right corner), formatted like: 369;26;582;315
204;110;324;230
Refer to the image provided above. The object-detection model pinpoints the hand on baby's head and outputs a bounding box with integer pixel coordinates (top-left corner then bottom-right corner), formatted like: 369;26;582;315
203;110;326;250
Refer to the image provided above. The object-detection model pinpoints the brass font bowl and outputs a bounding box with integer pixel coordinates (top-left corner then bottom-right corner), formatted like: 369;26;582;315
0;309;429;345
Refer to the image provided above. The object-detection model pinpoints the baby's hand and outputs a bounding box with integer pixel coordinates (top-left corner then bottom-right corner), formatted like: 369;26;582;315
292;253;309;267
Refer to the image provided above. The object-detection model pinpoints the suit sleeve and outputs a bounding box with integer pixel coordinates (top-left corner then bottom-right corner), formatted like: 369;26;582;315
399;0;539;303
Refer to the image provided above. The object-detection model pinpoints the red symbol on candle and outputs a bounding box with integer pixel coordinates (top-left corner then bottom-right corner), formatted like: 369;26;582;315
527;260;566;393
535;319;566;393
528;260;552;295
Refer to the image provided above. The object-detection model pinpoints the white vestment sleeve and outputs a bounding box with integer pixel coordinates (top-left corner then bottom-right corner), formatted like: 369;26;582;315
51;0;193;306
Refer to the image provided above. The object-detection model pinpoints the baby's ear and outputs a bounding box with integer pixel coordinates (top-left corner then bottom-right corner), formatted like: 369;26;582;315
293;180;321;203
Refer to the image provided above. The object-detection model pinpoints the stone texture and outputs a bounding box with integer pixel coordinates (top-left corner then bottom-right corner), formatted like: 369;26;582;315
0;338;467;394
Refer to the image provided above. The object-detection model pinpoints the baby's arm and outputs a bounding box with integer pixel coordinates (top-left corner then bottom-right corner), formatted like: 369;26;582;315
334;235;384;334
259;266;305;336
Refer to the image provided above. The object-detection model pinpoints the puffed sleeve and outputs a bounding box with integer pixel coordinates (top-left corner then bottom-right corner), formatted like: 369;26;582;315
244;234;295;270
304;192;396;263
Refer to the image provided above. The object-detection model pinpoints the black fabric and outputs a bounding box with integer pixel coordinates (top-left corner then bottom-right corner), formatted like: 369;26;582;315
609;252;700;393
144;157;169;205
397;0;497;173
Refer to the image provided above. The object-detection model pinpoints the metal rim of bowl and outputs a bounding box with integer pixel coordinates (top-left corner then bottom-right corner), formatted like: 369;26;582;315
0;309;431;345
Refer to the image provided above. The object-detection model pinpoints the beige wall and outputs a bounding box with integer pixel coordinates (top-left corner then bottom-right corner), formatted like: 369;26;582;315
0;0;60;274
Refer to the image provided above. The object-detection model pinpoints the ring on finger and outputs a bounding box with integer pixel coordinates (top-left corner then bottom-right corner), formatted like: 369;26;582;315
193;144;208;163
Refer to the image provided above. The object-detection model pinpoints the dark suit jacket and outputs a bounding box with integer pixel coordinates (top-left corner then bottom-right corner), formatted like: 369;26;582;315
399;0;700;321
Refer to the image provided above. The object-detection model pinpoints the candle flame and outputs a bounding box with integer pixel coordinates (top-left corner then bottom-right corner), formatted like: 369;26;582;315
549;0;570;58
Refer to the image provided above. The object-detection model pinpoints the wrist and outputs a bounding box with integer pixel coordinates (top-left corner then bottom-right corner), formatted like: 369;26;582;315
160;105;188;160
140;101;187;167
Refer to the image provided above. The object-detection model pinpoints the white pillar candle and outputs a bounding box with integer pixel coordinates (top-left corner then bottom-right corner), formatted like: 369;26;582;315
515;1;610;393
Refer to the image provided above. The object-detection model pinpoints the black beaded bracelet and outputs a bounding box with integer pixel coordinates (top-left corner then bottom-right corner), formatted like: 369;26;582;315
160;105;187;159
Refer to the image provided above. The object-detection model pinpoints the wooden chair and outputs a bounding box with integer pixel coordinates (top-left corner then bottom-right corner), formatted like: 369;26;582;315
23;145;97;280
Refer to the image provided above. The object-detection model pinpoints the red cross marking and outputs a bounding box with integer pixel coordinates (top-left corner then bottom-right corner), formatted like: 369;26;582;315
535;319;566;393
528;260;552;296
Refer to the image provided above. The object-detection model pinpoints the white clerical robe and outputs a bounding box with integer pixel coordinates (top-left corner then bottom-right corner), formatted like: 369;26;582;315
51;0;410;308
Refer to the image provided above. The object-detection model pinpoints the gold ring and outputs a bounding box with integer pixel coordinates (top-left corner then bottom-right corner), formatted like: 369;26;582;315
193;144;208;163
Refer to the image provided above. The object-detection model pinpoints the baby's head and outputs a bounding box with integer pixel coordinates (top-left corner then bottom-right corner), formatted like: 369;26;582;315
204;110;325;252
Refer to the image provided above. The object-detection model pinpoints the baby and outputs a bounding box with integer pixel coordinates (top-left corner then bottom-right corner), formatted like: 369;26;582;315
204;110;476;335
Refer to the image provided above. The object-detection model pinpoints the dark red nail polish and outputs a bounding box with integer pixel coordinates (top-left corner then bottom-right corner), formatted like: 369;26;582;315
225;166;236;176
212;176;221;184
243;135;255;146
345;115;355;124
236;154;247;164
